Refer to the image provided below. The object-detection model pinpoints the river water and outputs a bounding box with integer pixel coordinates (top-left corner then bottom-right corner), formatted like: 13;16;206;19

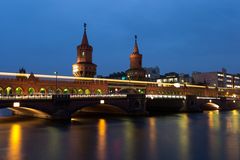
0;109;240;160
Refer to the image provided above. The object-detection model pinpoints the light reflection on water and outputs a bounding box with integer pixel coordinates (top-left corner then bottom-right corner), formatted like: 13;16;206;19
97;119;107;160
148;117;157;158
7;124;22;160
0;110;240;160
178;114;189;160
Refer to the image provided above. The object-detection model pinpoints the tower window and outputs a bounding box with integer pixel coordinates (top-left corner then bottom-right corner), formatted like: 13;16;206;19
82;52;85;57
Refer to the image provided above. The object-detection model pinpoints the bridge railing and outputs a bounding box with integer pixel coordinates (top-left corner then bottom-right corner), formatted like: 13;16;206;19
196;96;220;100
0;95;52;100
0;94;129;100
70;94;127;99
146;95;186;99
0;94;190;100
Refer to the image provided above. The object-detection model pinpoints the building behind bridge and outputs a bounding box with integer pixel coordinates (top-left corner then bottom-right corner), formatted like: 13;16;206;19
192;68;240;88
157;72;191;84
144;66;160;81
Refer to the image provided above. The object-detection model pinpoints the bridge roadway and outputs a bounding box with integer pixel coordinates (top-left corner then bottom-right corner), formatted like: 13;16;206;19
0;94;239;120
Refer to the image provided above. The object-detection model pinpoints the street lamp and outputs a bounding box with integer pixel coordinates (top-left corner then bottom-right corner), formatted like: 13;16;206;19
54;71;58;94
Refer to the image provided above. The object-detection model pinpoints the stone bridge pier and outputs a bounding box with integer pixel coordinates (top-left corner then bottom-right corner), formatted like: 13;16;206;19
183;95;202;112
125;94;146;114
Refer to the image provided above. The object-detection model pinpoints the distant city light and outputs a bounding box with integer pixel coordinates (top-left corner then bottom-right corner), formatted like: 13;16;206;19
13;102;20;107
173;83;181;88
100;100;105;104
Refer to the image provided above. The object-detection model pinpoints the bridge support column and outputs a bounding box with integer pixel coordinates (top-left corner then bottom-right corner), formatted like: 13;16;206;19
219;97;227;110
126;94;147;115
51;95;72;120
182;95;202;112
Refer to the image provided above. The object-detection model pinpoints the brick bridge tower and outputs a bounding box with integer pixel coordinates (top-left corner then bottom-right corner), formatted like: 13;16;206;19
72;23;97;77
126;35;146;80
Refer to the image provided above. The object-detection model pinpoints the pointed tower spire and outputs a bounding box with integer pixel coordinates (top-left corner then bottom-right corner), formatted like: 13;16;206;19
81;23;89;45
133;35;139;54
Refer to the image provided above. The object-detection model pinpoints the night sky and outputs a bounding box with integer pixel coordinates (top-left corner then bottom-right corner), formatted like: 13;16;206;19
0;0;240;76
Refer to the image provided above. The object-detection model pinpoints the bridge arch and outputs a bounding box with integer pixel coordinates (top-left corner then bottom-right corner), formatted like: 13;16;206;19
78;89;84;95
158;91;164;95
56;88;62;94
9;107;51;119
85;89;91;95
63;88;70;94
39;88;46;95
15;87;23;96
71;88;78;95
72;104;127;116
202;102;220;110
0;87;3;96
48;88;54;95
95;89;102;95
5;87;13;96
28;87;35;95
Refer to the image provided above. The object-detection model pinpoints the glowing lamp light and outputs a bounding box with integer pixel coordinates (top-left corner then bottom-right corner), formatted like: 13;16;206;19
173;83;181;88
100;100;105;104
72;65;80;73
13;102;20;107
209;99;212;103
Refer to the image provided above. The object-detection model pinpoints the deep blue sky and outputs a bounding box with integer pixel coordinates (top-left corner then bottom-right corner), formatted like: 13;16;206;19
0;0;240;76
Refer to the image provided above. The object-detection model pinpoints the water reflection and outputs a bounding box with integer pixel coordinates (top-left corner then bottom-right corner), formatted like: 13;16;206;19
225;110;240;160
208;110;220;130
1;110;240;160
7;124;22;160
229;110;239;133
178;114;190;160
148;117;157;157
207;111;221;159
124;120;134;160
97;119;107;160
